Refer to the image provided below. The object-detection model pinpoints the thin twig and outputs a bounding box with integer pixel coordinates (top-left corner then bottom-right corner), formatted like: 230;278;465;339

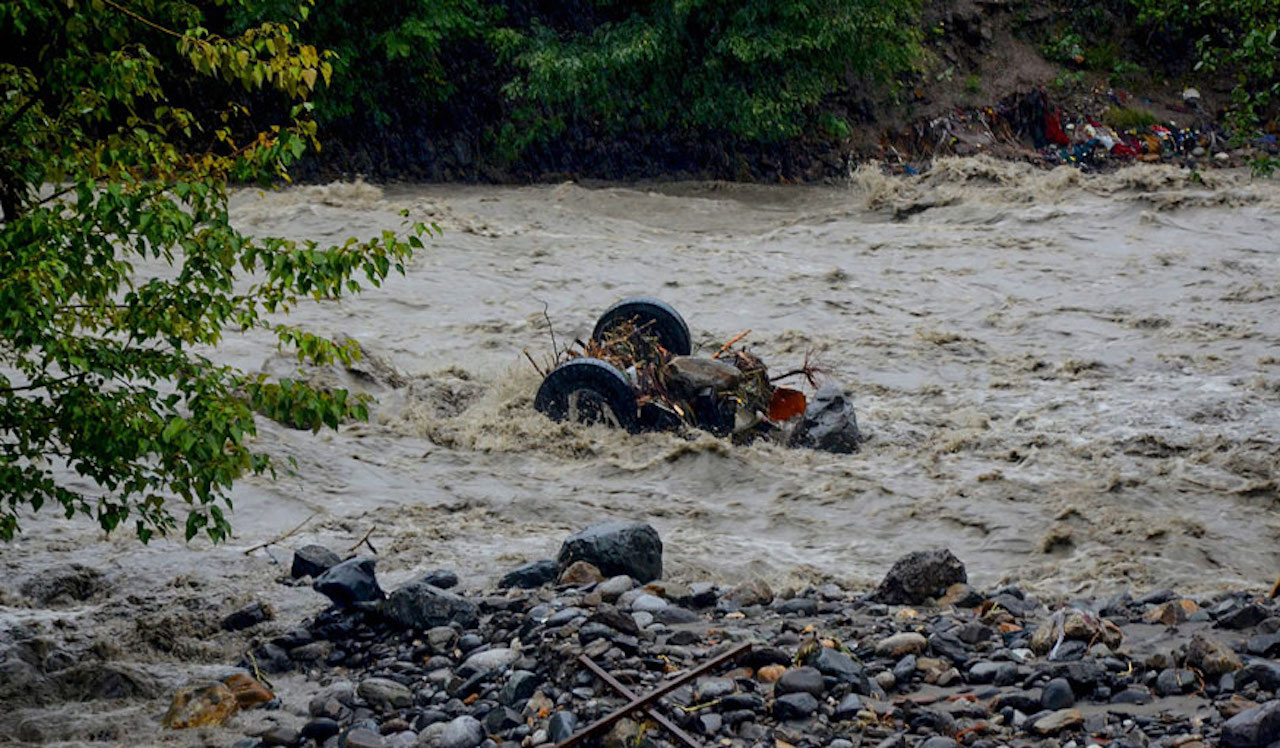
246;650;274;690
349;526;376;554
100;0;186;39
540;301;560;363
523;348;545;378
241;513;314;555
768;368;811;382
0;371;89;393
712;329;750;359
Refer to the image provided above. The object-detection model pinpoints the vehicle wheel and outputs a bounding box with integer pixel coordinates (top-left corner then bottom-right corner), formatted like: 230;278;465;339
534;358;640;432
592;297;692;356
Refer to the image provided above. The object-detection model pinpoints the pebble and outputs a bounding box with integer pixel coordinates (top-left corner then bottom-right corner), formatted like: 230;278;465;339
465;645;519;676
259;726;299;746
343;727;386;748
834;693;863;719
1042;677;1076;710
1155;668;1198;696
1034;708;1084;735
498;560;558;589
222;601;274;632
359;678;413;709
629;594;668;613
812;646;867;688
438;716;484;748
725;578;774;607
1111;687;1153;705
547;712;578;744
302;718;342;742
558;561;604;586
1188;632;1244;675
499;670;538;706
596;576;634;601
876;632;928;657
776;666;824;698
774;692;819;720
422;569;459;589
694;678;736;702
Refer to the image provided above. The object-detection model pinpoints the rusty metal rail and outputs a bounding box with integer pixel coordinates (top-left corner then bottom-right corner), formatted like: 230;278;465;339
577;654;701;748
554;642;753;748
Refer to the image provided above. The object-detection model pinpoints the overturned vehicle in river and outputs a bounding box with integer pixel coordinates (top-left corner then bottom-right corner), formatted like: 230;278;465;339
531;297;860;453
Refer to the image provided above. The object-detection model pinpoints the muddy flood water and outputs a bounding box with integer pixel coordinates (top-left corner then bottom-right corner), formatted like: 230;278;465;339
2;158;1279;744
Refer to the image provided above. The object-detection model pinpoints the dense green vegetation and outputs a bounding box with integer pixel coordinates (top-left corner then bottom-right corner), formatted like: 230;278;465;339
1040;1;1277;122
229;0;1277;178
229;0;923;176
498;0;920;144
1128;0;1278;132
0;0;428;542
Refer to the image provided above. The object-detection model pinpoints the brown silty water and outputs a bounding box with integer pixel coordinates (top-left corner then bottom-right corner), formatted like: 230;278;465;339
1;157;1278;743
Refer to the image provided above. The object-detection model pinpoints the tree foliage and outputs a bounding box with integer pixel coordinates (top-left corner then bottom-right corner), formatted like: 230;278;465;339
0;0;429;542
226;0;491;128
498;0;920;146
233;0;921;168
1128;0;1279;129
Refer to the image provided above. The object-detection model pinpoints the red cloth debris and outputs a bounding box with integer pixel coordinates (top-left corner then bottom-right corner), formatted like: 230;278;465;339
1046;110;1071;145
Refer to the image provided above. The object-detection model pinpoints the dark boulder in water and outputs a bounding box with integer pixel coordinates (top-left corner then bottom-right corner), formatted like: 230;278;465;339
557;521;663;583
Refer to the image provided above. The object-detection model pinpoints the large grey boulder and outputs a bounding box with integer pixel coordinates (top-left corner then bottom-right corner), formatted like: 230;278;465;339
313;557;383;607
557;521;663;583
1222;700;1280;748
292;544;342;579
382;582;479;630
788;384;860;454
873;549;967;605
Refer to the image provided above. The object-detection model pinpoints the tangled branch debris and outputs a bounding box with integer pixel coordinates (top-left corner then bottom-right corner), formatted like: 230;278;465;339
531;316;821;440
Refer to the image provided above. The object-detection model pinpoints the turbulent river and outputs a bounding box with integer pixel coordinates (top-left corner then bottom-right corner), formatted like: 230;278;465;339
2;158;1279;743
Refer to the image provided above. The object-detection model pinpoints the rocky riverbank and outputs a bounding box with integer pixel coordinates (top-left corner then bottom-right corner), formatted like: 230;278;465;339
101;522;1280;748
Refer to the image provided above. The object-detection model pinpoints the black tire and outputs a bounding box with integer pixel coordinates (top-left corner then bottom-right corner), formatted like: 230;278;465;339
592;297;692;356
534;358;640;432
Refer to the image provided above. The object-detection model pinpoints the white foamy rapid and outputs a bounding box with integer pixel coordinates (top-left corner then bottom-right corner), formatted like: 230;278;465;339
2;160;1278;743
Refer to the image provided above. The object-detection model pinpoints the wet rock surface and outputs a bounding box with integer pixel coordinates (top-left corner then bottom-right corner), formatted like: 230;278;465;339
9;520;1280;748
787;384;861;454
292;545;342;580
135;537;1280;748
556;521;663;583
873;549;968;605
313;558;384;607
